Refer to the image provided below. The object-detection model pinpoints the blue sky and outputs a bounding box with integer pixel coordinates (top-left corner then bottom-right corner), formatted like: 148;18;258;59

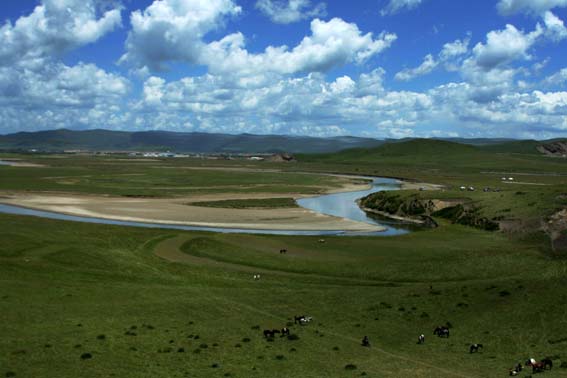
1;0;566;139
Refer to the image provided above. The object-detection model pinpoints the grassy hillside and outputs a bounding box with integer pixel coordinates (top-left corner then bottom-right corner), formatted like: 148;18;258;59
1;213;567;377
1;145;566;377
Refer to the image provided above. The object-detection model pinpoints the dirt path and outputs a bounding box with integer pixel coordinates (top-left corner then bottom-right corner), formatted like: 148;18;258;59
153;234;478;378
154;234;397;287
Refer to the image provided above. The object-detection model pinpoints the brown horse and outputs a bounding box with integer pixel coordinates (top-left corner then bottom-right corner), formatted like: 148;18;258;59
526;359;545;373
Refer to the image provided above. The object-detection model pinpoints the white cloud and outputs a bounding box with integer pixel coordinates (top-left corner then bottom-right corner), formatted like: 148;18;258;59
544;67;567;86
440;37;470;60
255;0;326;24
0;0;121;66
121;2;396;77
0;62;128;108
120;0;242;71
543;11;567;41
497;0;567;15
200;18;397;76
381;0;424;16
471;24;542;71
394;37;469;81
395;54;437;81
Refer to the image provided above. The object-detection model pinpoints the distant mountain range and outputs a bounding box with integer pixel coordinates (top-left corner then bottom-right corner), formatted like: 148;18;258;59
0;129;385;154
0;129;563;155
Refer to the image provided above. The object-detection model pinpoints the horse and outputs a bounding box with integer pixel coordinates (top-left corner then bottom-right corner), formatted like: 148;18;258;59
433;326;449;338
279;249;287;254
361;336;370;347
280;327;290;336
294;315;311;325
469;343;483;353
263;329;280;338
526;359;545;373
509;362;522;375
542;358;553;370
253;274;261;280
417;334;425;344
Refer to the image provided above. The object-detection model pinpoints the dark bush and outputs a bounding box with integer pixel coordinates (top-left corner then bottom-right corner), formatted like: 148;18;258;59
80;353;92;360
96;335;105;340
345;364;357;370
275;355;285;360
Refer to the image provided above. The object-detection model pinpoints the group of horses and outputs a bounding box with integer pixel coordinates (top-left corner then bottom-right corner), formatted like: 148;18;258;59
263;327;290;338
509;358;553;375
263;315;313;339
433;325;450;338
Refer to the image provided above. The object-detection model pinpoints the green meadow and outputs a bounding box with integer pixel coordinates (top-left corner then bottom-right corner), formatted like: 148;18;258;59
1;140;567;377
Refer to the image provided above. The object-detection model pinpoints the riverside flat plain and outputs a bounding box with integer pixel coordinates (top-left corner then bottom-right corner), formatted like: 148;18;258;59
1;141;567;378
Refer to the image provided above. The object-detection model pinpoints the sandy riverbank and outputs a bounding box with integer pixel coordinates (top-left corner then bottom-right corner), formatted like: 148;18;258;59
0;179;383;232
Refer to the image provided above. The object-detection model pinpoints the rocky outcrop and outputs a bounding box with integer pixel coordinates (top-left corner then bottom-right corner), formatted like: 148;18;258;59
537;141;567;157
360;192;499;231
543;209;567;255
267;153;297;162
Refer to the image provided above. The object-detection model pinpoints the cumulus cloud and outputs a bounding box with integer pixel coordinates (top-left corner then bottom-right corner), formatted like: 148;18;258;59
381;0;424;16
255;0;326;24
120;0;242;71
0;62;129;108
394;37;469;81
497;0;567;15
471;24;542;71
0;0;122;66
544;67;567;86
395;54;438;81
543;11;567;41
0;0;129;134
440;37;470;60
120;1;395;77
202;18;397;77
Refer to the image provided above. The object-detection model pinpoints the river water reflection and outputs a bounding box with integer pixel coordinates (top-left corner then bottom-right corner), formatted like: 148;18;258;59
0;175;418;236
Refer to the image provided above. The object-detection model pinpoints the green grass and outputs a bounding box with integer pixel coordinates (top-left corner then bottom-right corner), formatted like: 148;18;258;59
0;154;346;197
1;213;567;377
1;145;567;377
190;197;298;209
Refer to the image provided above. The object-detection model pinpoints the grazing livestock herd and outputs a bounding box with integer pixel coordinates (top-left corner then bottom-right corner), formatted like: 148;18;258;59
263;247;556;376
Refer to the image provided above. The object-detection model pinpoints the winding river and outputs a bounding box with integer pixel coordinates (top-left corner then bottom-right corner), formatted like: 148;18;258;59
0;165;414;235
